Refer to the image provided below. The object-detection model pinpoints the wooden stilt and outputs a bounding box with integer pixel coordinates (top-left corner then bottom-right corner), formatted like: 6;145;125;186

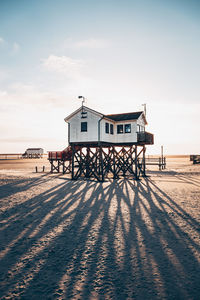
71;144;75;180
86;147;90;178
49;143;149;181
135;145;138;180
100;146;104;182
143;146;146;176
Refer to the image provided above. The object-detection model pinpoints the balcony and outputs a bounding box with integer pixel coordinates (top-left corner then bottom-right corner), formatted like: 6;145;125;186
137;131;154;145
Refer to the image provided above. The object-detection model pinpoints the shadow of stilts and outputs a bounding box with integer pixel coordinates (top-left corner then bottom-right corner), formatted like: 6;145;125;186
0;176;199;299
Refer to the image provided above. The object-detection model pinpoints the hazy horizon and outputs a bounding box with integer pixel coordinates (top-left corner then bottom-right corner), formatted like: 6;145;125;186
0;0;200;155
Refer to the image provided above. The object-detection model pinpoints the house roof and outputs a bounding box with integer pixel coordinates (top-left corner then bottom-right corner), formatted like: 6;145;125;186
105;111;143;122
65;106;147;124
26;148;43;150
64;106;103;122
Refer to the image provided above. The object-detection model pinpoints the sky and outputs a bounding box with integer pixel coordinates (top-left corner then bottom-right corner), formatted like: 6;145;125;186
0;0;200;154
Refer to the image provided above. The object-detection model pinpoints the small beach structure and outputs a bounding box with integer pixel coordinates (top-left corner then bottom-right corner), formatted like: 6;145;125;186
22;148;44;158
48;105;154;181
191;155;200;164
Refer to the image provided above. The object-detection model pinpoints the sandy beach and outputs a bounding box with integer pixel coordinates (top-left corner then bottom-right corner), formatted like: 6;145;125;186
0;157;199;299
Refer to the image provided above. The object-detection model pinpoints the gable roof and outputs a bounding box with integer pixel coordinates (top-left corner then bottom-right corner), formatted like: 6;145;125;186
64;106;147;124
106;111;143;122
26;148;43;151
64;106;103;122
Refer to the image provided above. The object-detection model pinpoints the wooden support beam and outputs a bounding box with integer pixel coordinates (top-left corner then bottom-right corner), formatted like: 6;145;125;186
86;147;90;178
143;146;146;176
135;146;139;180
51;144;148;181
63;161;71;174
71;144;75;180
49;160;63;173
100;146;104;182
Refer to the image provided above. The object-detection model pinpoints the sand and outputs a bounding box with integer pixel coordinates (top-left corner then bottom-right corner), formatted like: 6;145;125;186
0;157;199;299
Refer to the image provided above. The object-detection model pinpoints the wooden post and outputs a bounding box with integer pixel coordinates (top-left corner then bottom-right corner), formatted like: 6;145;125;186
86;147;90;178
122;147;126;177
159;157;161;170
113;147;116;179
143;146;146;176
71;145;75;180
135;146;138;180
161;145;164;169
100;146;104;182
63;161;65;174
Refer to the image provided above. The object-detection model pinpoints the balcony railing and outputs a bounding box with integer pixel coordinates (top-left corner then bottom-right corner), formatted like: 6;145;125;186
137;131;154;145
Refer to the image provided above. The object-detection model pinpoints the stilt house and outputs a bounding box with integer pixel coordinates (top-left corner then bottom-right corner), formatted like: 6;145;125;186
64;106;153;146
48;105;154;181
22;148;43;158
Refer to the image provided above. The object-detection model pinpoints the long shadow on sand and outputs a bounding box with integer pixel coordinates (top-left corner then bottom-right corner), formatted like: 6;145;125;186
0;175;199;299
0;174;52;200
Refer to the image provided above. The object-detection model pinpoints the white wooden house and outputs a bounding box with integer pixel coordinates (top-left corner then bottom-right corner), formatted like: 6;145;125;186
22;148;44;158
64;106;153;146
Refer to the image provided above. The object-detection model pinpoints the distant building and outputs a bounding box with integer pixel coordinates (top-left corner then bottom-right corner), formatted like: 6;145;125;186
22;148;43;158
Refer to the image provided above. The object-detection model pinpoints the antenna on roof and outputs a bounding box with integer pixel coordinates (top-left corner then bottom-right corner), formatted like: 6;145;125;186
78;96;87;118
78;96;85;107
142;103;146;117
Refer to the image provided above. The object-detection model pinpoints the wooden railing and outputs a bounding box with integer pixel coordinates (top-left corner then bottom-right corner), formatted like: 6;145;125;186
0;153;47;159
48;147;72;161
0;153;23;159
137;131;154;145
139;157;166;170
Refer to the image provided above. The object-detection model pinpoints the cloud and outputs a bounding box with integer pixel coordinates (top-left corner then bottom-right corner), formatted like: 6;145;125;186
0;90;7;97
0;84;48;110
63;38;109;49
0;83;72;152
42;55;84;79
11;42;20;54
0;82;77;112
0;37;5;45
0;38;20;54
74;38;109;49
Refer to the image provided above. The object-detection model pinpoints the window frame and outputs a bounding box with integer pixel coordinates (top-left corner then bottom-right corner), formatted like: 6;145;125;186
81;122;87;132
140;126;145;132
105;122;109;134
125;124;131;133
81;111;87;119
117;124;124;134
110;124;114;135
137;124;140;132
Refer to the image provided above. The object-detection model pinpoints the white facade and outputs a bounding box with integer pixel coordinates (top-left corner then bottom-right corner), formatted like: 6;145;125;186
67;107;102;143
64;106;146;145
23;148;44;158
99;119;138;144
26;148;43;155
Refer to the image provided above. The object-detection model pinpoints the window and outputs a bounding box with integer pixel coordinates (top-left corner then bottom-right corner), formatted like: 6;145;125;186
81;122;87;132
137;125;140;132
117;124;123;134
110;124;114;134
125;124;131;133
81;111;87;119
140;126;145;132
105;122;109;134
